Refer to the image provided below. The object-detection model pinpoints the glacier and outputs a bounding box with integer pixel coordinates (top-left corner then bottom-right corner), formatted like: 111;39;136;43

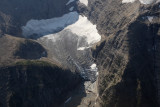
22;12;79;37
22;11;101;50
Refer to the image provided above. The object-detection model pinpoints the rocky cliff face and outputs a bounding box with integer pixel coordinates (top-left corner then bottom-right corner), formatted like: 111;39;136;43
0;0;160;107
83;0;160;107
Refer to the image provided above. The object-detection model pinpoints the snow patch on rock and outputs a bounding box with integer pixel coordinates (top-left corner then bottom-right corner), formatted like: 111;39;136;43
122;0;160;4
66;0;88;6
66;15;101;46
147;16;154;22
90;64;98;71
139;0;155;4
77;46;90;50
122;0;136;3
79;0;88;6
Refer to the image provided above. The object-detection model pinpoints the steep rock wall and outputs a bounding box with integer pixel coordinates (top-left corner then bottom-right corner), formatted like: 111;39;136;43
82;0;160;107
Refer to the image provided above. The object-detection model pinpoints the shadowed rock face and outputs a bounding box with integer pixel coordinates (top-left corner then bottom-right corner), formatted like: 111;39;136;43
97;20;159;107
14;40;47;59
0;61;82;107
0;35;47;66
